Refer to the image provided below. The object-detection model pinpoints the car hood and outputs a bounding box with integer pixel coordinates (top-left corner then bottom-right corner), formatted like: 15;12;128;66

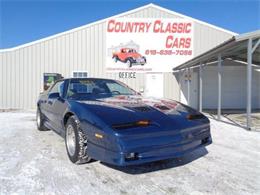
76;95;206;129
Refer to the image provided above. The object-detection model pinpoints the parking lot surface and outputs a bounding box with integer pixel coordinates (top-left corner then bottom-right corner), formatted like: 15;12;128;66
0;111;259;195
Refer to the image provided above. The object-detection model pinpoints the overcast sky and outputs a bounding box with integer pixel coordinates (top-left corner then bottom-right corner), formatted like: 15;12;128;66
0;0;259;49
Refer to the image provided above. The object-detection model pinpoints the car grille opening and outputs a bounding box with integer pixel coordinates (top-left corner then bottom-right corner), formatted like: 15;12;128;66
201;137;210;144
125;152;139;161
155;105;170;110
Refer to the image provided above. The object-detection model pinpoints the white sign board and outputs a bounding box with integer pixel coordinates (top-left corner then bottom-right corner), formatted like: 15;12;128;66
106;18;194;72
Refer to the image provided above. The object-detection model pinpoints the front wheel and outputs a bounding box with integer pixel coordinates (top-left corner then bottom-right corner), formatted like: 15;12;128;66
142;57;147;64
65;116;91;164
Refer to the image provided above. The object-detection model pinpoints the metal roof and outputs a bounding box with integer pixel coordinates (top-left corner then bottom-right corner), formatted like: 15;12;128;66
174;30;260;71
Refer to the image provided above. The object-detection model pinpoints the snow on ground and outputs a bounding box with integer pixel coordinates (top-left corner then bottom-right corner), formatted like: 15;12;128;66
0;111;259;195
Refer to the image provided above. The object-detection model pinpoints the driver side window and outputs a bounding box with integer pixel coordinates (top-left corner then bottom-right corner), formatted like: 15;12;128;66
49;81;64;97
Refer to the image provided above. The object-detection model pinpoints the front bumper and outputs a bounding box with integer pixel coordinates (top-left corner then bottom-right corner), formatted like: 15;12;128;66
87;125;212;166
132;57;146;65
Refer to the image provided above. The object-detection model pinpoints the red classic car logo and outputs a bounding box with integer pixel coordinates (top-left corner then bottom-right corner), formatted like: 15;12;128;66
112;48;147;68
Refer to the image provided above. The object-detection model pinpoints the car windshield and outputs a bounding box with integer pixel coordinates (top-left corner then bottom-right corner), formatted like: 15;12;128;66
66;79;137;100
128;49;136;53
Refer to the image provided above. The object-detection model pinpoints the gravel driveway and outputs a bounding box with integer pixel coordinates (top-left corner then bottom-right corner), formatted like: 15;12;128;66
0;111;259;195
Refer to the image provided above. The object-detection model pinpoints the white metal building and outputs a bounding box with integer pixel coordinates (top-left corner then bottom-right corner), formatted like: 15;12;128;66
0;4;239;109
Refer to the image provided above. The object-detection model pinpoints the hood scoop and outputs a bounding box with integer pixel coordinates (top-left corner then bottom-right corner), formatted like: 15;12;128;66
154;105;170;111
131;106;152;112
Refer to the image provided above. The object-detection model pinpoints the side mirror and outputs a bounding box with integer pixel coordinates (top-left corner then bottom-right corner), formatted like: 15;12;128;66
48;92;60;99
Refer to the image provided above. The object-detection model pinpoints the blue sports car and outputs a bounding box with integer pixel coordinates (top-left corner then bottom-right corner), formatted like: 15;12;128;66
37;78;212;166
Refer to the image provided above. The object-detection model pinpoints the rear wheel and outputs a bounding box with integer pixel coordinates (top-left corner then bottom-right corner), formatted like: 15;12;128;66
113;56;118;63
65;116;91;164
36;108;48;131
127;59;132;68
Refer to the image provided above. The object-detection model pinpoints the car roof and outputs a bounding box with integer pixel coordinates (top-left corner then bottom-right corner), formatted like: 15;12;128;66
121;48;134;50
56;77;117;82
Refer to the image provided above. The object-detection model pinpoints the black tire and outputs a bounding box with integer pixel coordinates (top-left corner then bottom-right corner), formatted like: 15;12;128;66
36;107;49;131
126;59;132;68
65;116;91;164
142;57;146;65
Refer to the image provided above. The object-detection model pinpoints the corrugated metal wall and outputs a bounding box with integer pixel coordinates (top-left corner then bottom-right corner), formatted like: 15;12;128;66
198;64;260;109
0;6;234;109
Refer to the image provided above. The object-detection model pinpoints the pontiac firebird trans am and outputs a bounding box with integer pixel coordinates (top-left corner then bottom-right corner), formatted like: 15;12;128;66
37;78;212;166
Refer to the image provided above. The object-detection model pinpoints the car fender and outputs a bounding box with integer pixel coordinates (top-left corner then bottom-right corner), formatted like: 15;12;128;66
64;101;120;152
125;57;134;63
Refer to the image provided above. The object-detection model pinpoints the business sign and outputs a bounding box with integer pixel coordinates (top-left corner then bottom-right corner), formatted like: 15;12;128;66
106;18;194;72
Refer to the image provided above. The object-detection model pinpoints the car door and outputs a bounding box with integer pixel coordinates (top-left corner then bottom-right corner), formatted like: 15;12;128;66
46;80;66;132
51;81;68;132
